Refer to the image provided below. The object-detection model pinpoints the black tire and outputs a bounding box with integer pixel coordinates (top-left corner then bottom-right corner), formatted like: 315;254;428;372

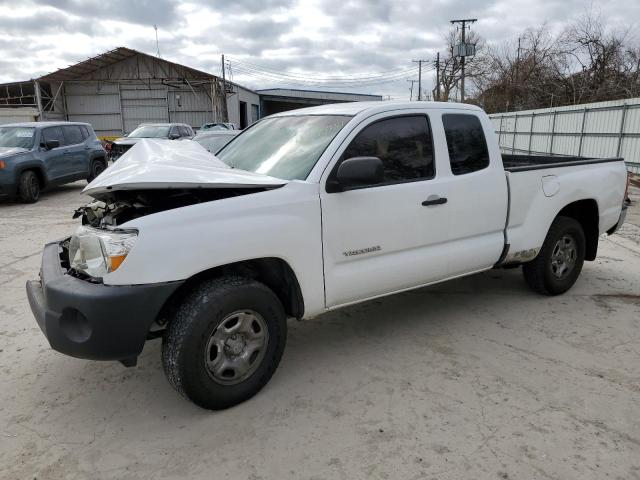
522;216;586;295
162;276;287;410
87;158;106;183
18;170;40;203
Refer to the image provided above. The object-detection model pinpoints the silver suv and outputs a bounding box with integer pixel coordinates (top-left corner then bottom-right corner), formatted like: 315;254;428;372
108;123;194;160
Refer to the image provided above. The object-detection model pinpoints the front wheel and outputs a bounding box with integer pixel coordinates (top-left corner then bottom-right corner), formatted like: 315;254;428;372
522;216;586;295
162;276;287;410
18;170;40;203
87;158;106;183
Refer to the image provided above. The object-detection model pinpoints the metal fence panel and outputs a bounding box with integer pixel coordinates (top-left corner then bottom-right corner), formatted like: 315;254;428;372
490;98;640;172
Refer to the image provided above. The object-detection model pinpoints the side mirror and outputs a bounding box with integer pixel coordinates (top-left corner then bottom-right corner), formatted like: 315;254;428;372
44;139;60;150
334;156;384;191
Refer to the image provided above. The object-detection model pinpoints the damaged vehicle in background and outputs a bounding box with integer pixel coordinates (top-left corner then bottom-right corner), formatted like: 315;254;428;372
107;122;194;161
26;102;629;410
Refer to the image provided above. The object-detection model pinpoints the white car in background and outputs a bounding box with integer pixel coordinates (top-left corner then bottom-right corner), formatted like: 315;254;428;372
193;130;239;154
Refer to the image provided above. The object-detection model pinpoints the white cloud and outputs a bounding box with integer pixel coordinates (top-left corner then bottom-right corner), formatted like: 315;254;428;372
0;0;637;100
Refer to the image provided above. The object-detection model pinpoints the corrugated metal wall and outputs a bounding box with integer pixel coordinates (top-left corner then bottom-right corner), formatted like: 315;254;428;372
62;81;219;136
120;84;169;134
65;82;122;136
168;88;213;128
490;98;640;172
0;107;38;124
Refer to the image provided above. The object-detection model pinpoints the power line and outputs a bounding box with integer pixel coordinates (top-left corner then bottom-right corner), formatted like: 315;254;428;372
231;64;433;88
227;57;421;82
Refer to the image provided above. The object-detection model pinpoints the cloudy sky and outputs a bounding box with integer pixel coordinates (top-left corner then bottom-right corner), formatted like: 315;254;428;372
0;0;637;100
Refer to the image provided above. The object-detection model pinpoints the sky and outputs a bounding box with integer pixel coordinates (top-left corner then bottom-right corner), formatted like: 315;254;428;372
0;0;638;100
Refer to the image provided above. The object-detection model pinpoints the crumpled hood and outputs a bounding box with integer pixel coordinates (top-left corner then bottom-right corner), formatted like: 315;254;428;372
0;146;29;157
84;139;288;196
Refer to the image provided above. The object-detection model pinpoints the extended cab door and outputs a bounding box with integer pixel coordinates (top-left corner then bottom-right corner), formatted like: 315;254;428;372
320;113;452;308
436;112;508;275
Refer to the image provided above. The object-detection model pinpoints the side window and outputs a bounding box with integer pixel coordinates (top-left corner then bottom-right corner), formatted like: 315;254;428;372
169;126;179;138
80;125;90;140
178;126;190;137
62;125;84;145
442;114;490;175
338;115;434;186
41;127;65;147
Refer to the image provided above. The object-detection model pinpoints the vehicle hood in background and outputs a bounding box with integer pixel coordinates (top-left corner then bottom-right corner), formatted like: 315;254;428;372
112;137;142;146
0;146;29;157
84;139;288;196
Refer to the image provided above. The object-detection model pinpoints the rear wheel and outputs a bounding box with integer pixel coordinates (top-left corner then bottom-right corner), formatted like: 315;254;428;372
522;216;586;295
87;158;106;183
162;276;287;410
18;170;40;203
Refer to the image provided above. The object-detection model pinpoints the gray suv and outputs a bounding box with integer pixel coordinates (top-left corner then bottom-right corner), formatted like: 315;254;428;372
109;123;194;160
0;122;106;203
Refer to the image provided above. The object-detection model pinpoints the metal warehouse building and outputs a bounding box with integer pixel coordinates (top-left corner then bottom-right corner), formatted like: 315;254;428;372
0;47;260;137
257;88;382;116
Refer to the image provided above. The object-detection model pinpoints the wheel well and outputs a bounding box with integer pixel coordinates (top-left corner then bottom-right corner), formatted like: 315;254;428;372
557;199;599;261
19;167;45;188
159;258;305;323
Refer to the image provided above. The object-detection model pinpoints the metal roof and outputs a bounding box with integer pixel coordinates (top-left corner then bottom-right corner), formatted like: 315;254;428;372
257;88;382;102
37;47;216;82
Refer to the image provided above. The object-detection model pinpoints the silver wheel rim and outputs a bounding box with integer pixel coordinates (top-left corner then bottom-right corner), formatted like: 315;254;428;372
551;234;577;279
204;310;269;385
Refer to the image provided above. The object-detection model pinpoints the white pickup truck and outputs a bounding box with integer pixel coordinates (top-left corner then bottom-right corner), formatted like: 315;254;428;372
26;102;629;410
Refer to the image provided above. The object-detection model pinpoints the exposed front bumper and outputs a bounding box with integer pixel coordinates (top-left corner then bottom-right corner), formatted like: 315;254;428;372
26;242;183;362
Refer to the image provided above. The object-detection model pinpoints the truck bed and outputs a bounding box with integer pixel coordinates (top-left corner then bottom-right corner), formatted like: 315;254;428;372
502;154;623;172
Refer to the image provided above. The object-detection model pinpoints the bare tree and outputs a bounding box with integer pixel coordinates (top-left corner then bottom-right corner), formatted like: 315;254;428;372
471;10;640;113
437;29;487;102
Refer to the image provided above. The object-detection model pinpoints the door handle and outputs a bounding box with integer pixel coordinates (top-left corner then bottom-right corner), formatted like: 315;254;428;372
422;195;447;206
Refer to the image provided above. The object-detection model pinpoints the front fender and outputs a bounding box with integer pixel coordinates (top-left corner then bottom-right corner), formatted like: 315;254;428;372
13;158;49;185
101;182;327;317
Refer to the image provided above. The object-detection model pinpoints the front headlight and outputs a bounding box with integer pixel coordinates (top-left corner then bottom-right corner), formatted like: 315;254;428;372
68;226;138;278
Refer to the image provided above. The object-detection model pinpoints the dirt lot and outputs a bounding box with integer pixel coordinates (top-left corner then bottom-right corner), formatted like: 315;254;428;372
1;183;639;480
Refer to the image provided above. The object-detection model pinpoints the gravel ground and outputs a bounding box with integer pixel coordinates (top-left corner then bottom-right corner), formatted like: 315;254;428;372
1;182;639;480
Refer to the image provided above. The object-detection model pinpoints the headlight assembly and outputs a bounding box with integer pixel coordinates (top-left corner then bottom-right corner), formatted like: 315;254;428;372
68;226;138;278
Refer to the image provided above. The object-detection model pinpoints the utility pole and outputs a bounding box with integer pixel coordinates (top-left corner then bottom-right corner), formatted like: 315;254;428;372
435;52;441;101
412;59;428;101
221;54;229;122
154;25;161;58
407;79;417;101
512;36;521;109
450;18;477;102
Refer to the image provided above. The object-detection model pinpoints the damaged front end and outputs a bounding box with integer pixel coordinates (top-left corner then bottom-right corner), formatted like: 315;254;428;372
73;187;275;227
76;138;289;227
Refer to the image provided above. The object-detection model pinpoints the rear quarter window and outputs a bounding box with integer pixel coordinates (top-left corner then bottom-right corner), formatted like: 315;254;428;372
62;125;84;145
442;114;490;175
